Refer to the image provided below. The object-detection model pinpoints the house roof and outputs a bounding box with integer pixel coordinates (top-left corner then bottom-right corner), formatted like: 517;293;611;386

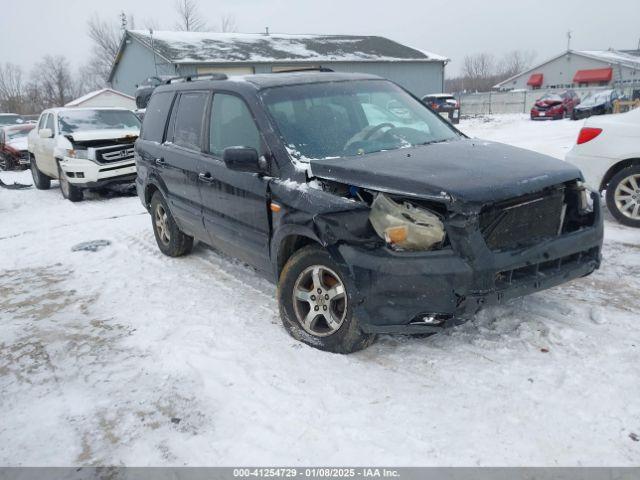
494;49;640;89
578;50;640;69
65;88;134;107
125;30;448;65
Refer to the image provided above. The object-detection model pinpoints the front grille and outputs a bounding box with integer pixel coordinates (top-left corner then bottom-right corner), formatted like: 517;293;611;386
95;145;135;164
495;247;599;289
480;188;565;251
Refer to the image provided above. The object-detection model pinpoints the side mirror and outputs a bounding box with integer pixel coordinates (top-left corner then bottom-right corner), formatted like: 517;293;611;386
222;147;263;173
39;128;53;139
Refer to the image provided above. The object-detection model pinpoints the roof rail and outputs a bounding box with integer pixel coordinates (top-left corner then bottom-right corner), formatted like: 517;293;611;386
272;67;334;74
164;73;228;84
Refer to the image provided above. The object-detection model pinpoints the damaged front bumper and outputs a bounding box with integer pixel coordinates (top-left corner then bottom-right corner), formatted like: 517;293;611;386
336;202;604;335
59;156;137;188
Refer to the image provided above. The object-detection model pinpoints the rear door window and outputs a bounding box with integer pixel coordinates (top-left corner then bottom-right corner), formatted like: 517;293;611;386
209;93;261;157
170;92;208;151
142;92;174;143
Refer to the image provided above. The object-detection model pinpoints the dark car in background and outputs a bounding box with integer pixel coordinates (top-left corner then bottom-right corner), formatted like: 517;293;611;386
135;76;177;109
530;90;580;120
136;72;602;353
0;124;35;170
571;89;626;120
421;93;460;124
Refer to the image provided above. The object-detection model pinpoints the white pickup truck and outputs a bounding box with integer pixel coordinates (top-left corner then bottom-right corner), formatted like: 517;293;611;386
27;107;141;201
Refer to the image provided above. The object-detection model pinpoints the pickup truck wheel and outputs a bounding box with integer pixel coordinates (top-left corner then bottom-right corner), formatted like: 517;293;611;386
606;165;640;228
150;191;193;257
57;163;83;202
30;153;51;190
278;245;375;354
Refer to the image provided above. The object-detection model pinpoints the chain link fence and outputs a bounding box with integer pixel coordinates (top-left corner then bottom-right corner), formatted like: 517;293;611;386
457;84;640;116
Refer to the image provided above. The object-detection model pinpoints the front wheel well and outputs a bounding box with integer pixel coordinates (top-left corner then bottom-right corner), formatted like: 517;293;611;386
277;235;321;279
144;183;160;208
600;158;640;191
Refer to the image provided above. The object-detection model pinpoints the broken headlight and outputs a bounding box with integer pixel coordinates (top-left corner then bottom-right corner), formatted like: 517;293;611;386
369;193;446;251
575;181;595;214
64;148;90;160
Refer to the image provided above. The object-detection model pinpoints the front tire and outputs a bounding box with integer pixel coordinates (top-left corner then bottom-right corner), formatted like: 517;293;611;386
150;191;194;257
57;163;83;202
606;165;640;228
30;153;51;190
277;245;375;353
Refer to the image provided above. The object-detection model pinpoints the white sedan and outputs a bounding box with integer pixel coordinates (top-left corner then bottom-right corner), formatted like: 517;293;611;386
566;107;640;227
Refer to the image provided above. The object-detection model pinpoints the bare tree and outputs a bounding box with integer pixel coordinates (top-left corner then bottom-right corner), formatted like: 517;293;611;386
32;55;76;108
498;50;537;78
220;14;237;33
446;49;538;93
462;53;496;91
86;15;123;87
0;63;27;113
175;0;207;31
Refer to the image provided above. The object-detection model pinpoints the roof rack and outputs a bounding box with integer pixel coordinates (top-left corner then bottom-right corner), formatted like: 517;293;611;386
164;73;228;84
272;67;334;74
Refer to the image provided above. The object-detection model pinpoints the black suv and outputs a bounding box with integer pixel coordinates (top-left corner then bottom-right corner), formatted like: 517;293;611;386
135;72;603;353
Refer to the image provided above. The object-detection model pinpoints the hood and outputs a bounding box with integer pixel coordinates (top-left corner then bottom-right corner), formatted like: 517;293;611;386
309;138;582;208
535;99;562;108
7;137;28;151
66;129;139;143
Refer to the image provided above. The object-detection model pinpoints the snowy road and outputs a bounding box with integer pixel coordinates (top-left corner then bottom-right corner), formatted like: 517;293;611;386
1;115;638;466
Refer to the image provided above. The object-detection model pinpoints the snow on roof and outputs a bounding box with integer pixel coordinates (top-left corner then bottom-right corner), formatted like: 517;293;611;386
128;30;447;64
578;50;640;69
65;88;134;107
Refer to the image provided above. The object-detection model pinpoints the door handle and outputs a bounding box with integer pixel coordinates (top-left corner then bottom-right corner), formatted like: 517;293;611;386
155;158;165;166
198;172;214;183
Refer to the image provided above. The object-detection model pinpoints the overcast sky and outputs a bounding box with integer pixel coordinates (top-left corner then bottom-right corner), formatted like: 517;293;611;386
2;0;639;77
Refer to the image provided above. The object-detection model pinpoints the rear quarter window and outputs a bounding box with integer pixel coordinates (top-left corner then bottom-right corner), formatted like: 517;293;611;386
141;92;174;143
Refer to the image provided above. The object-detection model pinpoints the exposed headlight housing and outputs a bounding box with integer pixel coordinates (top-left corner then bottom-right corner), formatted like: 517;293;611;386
574;180;595;214
369;193;446;251
65;148;89;159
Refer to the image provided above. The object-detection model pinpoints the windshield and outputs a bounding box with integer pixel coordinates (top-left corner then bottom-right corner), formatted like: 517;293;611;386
538;94;562;102
58;110;141;135
580;91;612;107
261;80;460;160
0;114;22;126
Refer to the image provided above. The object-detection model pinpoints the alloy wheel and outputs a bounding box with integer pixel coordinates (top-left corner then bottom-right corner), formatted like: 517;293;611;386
292;265;347;337
154;204;171;245
614;173;640;220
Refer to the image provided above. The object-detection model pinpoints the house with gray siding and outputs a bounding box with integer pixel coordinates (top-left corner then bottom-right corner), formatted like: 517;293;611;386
108;30;448;98
495;49;640;91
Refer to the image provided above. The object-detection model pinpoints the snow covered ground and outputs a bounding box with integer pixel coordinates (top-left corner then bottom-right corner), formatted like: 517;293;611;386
0;114;638;466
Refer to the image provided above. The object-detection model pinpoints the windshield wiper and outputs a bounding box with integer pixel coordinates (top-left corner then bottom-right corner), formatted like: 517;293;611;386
419;139;450;146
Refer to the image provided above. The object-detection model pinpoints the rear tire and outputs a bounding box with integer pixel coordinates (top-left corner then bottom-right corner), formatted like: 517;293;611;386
30;153;51;190
150;191;194;257
606;165;640;228
57;163;84;202
277;245;376;354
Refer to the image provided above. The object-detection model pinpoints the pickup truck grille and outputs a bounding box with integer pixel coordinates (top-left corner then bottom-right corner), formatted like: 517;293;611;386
480;188;566;251
95;145;135;164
